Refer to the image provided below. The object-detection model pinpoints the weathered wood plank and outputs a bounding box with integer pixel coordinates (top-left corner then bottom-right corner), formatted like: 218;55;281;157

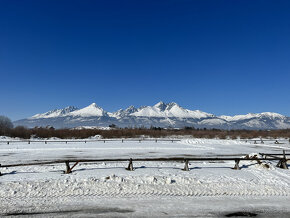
0;156;286;168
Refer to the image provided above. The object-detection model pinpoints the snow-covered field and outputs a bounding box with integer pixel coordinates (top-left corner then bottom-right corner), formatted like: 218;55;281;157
0;138;290;217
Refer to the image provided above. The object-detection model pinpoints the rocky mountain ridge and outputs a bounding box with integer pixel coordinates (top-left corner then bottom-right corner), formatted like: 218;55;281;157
13;102;290;129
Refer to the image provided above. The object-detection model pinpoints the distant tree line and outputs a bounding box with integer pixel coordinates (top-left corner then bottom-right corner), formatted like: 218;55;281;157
0;116;290;139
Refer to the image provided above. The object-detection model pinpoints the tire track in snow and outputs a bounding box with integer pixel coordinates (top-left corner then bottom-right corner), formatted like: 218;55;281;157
1;176;290;200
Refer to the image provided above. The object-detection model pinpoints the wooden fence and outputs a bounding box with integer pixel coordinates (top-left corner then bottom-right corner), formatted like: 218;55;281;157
242;139;290;144
0;139;181;145
0;151;289;176
1;138;289;145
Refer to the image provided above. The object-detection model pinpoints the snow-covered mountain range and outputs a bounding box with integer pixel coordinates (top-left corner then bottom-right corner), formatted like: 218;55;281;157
13;102;290;129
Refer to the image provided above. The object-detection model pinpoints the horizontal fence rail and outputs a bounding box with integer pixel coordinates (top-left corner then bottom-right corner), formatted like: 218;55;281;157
0;139;181;144
1;139;289;145
259;152;290;156
0;157;287;168
241;139;290;144
243;139;289;141
1;151;289;175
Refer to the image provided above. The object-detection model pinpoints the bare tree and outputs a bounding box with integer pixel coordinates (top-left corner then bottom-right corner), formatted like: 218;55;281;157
0;115;13;135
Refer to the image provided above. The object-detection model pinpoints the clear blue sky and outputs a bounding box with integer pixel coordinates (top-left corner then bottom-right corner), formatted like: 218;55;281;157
1;0;289;120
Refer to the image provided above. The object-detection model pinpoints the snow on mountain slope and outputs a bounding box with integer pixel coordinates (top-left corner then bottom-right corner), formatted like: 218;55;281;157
110;106;138;118
69;103;108;117
30;106;78;119
198;118;227;126
219;112;286;121
259;112;286;119
14;102;290;129
131;101;213;118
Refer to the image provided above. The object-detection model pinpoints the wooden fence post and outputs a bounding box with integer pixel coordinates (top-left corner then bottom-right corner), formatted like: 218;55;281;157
65;161;71;174
126;158;134;171
277;150;288;169
280;160;288;169
182;160;189;171
65;161;80;174
7;141;9;145
233;159;241;170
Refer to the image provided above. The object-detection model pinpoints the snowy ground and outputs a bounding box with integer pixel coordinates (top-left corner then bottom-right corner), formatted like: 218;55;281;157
0;138;290;217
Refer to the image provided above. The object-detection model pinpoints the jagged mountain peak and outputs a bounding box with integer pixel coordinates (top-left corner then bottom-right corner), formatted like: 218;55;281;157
30;106;78;119
154;101;167;111
154;101;165;106
131;102;212;118
125;105;137;112
166;102;182;111
60;106;78;114
220;112;285;121
17;102;290;130
70;103;107;117
259;112;285;119
154;101;179;110
110;105;138;118
86;103;102;108
89;102;97;107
